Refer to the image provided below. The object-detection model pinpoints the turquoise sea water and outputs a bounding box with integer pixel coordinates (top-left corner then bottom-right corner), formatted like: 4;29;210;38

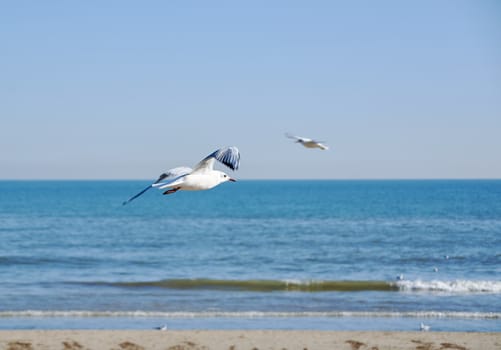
0;180;500;331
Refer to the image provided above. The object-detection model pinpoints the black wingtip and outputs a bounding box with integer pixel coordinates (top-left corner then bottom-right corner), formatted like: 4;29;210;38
216;146;240;171
122;184;153;206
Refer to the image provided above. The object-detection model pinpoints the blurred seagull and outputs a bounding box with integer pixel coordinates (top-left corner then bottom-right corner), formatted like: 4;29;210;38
123;146;240;205
285;133;329;150
420;322;430;331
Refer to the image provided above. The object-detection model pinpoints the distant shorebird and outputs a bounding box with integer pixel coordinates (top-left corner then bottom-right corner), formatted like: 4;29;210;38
420;322;430;331
123;146;240;205
285;133;329;150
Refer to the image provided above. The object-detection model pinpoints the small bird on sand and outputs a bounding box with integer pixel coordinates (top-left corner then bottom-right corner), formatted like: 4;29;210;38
285;133;329;150
123;146;240;205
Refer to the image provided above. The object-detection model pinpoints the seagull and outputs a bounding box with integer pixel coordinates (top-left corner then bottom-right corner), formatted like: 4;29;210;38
123;146;240;205
285;133;329;150
420;322;430;331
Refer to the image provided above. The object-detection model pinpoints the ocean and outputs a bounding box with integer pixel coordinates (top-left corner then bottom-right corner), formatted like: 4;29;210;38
0;180;500;331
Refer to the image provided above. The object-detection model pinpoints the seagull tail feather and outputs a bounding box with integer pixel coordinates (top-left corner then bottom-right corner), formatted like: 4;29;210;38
122;184;153;205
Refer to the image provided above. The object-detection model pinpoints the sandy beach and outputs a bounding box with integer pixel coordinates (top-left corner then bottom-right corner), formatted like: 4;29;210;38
0;330;499;350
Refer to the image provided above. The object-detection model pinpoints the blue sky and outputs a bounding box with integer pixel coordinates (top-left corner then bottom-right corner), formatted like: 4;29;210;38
1;1;500;179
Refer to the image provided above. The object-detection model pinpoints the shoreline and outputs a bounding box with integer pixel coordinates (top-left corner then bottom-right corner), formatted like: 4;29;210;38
1;330;500;350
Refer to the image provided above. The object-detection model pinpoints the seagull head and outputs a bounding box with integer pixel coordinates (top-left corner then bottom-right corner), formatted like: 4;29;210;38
217;170;237;184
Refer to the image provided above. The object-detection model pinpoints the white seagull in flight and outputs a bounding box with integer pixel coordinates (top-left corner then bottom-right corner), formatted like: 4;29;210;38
285;133;329;150
123;146;240;205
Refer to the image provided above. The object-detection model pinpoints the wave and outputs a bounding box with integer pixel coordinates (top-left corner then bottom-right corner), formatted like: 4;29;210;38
395;280;501;293
79;278;501;293
84;279;396;292
0;310;499;319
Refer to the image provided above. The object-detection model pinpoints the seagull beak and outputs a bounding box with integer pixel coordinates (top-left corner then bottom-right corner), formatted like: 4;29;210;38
229;178;237;182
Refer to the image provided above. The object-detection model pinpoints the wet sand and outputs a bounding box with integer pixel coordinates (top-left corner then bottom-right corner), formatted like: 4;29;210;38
0;330;500;350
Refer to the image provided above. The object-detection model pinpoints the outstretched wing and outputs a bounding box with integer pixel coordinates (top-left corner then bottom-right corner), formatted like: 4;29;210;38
156;167;193;181
285;133;311;142
285;132;301;141
192;146;240;173
315;142;329;150
122;167;192;205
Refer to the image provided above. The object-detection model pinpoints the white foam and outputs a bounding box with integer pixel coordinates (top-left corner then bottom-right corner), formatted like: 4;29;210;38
395;279;501;294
